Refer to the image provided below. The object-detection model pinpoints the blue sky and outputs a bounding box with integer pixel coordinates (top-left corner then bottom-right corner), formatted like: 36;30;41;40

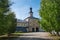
10;0;41;20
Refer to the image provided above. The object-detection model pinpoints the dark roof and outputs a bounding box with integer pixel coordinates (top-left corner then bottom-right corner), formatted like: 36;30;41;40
26;16;39;19
17;19;27;22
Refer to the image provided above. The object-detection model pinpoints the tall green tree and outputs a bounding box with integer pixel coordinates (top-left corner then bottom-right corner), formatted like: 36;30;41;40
39;0;60;35
0;0;10;35
6;12;16;34
0;0;16;35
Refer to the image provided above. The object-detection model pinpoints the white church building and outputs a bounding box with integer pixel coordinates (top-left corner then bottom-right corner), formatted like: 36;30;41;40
16;7;43;32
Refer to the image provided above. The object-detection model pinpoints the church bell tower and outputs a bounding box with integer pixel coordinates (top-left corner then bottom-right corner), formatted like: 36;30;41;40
29;7;33;17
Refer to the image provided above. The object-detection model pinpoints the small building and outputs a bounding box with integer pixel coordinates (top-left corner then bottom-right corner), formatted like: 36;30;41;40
16;20;28;32
16;7;40;32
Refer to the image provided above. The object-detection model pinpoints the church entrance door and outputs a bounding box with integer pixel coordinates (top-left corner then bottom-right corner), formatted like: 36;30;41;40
32;28;35;32
36;28;39;32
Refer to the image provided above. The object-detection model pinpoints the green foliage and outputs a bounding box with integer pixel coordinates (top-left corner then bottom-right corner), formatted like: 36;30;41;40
0;0;10;13
39;0;60;34
0;0;16;35
0;0;10;35
7;12;16;33
6;12;16;34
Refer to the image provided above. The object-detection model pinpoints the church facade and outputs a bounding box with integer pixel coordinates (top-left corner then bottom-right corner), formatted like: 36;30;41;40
16;7;40;32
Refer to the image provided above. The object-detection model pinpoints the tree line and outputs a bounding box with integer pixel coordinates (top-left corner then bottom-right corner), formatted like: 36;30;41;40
39;0;60;36
0;0;16;35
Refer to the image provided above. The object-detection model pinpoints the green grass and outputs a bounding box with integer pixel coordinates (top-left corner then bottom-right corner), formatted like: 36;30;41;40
48;34;60;40
52;36;60;40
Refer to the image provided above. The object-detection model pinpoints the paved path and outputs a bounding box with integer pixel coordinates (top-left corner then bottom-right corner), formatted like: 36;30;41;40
1;32;53;40
19;32;53;39
21;32;50;37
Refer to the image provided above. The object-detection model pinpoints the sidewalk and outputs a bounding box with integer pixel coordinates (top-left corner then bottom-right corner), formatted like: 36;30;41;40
0;32;60;40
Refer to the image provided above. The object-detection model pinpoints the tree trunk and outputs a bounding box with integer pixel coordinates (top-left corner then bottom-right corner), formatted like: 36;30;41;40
50;32;56;36
56;32;59;36
50;32;52;34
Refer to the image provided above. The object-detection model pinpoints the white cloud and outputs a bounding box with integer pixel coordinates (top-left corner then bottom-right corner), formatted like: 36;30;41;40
11;5;30;20
10;0;40;19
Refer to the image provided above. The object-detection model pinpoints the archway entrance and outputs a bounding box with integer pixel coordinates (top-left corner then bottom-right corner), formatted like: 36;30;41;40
32;28;35;32
36;28;39;32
